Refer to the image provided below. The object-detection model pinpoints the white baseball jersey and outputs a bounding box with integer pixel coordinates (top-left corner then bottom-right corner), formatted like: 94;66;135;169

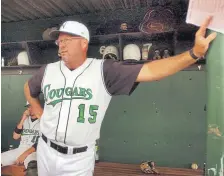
41;58;112;147
29;56;143;175
1;117;40;168
19;117;40;147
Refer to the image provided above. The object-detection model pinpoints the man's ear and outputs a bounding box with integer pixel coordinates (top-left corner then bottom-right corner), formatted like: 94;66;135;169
81;39;88;50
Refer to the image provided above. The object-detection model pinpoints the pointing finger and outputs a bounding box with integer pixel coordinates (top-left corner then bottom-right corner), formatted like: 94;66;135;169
197;16;213;36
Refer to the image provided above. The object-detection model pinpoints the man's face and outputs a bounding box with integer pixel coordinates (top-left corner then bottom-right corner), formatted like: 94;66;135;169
57;33;88;65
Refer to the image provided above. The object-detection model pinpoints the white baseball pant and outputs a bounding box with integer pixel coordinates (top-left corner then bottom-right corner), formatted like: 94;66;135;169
1;147;37;168
37;137;95;176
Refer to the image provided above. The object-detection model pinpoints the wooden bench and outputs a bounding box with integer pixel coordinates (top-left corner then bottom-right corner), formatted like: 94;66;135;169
1;162;203;176
94;162;203;176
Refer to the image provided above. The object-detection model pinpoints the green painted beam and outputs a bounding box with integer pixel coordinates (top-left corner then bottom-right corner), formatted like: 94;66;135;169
206;31;224;176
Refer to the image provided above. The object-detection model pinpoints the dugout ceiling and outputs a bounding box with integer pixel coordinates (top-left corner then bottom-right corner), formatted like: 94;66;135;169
1;0;189;23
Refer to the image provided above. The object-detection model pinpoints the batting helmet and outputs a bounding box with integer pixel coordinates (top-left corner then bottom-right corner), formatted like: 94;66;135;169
17;51;30;66
123;44;141;61
100;45;119;60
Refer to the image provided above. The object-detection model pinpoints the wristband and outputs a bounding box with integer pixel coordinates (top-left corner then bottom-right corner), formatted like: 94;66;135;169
32;143;38;150
14;127;23;134
189;49;202;60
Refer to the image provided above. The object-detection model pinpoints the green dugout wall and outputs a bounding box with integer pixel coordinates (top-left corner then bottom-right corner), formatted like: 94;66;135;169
1;71;207;168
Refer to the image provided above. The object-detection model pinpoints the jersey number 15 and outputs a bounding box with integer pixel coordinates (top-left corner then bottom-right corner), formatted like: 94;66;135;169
77;104;99;124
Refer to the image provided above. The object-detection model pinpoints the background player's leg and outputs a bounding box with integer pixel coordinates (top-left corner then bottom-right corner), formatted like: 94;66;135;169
37;137;57;176
1;148;27;166
57;145;95;176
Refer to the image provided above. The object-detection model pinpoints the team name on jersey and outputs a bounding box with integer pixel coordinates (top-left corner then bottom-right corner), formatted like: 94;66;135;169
44;84;93;107
22;129;39;136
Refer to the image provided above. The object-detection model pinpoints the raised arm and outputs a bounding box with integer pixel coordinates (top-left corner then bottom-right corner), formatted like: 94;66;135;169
137;16;217;82
13;110;29;140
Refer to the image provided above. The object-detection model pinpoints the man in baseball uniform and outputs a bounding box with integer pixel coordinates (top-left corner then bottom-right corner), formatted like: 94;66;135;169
24;16;216;176
1;102;40;170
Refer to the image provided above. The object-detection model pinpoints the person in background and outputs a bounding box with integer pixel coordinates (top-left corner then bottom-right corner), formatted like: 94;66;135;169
1;102;40;176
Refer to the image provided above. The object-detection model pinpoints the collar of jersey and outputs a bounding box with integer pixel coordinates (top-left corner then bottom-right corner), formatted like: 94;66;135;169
60;58;93;77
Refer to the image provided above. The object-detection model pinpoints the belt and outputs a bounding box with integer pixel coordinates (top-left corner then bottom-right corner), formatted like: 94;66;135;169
42;134;88;155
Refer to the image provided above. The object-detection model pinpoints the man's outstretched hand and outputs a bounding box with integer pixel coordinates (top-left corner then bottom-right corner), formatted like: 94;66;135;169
193;16;217;58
